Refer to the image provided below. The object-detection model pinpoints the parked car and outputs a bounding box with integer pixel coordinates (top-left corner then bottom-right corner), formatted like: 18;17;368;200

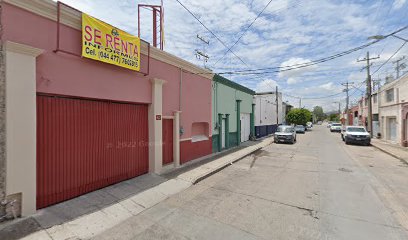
330;123;342;132
306;122;313;130
317;121;322;125
342;126;371;146
327;121;332;128
274;125;296;144
295;125;306;134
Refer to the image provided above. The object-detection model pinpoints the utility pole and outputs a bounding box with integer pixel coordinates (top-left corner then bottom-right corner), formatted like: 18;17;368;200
357;51;380;137
195;34;209;68
393;56;406;79
338;102;341;115
275;86;279;125
341;81;354;125
299;98;301;108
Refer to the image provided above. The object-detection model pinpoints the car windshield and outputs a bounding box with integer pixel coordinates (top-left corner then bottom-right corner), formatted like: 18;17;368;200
277;126;293;133
347;127;366;132
296;125;303;128
332;123;341;126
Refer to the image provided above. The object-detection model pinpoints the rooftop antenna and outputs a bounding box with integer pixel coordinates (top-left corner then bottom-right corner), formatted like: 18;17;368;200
138;1;164;50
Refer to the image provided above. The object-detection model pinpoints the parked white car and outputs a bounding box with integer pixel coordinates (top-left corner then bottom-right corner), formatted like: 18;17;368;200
327;121;332;128
341;126;371;146
330;123;342;132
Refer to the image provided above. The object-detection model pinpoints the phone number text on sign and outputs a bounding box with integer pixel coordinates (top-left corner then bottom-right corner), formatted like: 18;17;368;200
82;13;141;71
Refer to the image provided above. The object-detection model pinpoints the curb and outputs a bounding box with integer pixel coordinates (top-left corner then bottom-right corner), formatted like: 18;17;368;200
371;143;408;166
176;138;274;184
5;137;274;240
189;139;273;184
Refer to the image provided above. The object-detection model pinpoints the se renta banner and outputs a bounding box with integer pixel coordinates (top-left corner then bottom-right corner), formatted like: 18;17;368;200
82;13;141;71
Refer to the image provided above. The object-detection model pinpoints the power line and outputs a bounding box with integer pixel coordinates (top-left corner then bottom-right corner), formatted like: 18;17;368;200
212;0;275;66
212;0;303;67
282;91;344;100
212;25;408;75
174;0;249;67
372;41;407;75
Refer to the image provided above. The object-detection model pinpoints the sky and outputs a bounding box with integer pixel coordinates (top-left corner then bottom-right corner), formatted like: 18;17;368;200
57;0;408;112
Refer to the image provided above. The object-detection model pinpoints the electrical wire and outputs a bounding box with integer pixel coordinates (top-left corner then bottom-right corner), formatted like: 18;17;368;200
174;0;249;67
210;25;408;75
212;0;277;66
372;41;407;75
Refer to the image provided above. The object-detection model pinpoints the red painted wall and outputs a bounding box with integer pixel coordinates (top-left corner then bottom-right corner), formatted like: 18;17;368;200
180;138;212;164
1;3;212;161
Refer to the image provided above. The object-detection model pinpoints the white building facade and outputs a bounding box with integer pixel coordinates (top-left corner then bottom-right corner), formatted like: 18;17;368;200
378;75;408;146
253;92;283;138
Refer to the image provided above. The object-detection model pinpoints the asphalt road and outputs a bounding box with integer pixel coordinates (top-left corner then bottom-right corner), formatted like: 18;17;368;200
93;125;408;240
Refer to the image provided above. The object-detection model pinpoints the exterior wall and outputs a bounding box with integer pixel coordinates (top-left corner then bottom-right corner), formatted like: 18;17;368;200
379;75;408;145
212;82;253;135
1;3;212;142
3;42;43;216
1;0;213;213
212;75;254;151
254;93;283;126
0;5;6;216
254;93;282;138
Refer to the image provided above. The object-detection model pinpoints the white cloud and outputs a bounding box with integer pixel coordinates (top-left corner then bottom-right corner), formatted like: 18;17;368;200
393;0;406;9
278;57;318;79
287;77;298;85
256;79;279;92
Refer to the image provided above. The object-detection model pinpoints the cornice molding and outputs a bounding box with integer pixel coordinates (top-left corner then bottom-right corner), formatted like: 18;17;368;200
4;0;81;29
4;41;44;57
4;0;213;79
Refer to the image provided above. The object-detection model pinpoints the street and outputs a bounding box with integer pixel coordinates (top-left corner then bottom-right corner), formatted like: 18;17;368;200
91;125;408;240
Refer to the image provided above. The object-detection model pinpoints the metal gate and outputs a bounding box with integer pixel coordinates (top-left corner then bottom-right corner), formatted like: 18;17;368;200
240;113;251;142
36;96;148;209
162;119;173;165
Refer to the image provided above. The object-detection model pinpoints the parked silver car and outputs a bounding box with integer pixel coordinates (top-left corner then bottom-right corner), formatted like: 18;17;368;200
274;125;296;144
295;125;306;134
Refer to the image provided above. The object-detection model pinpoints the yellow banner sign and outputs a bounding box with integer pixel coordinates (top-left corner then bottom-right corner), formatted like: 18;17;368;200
82;13;141;71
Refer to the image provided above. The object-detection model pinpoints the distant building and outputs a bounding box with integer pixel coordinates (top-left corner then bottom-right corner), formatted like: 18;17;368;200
253;92;283;138
212;74;255;152
378;74;408;146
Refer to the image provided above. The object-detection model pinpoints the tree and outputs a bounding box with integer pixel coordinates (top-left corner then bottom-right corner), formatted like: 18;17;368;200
329;113;340;122
313;106;325;122
286;108;312;126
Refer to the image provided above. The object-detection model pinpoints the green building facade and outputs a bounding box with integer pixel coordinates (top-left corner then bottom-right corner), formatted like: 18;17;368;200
212;74;255;153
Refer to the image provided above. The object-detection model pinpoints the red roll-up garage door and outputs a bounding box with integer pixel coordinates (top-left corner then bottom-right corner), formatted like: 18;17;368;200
36;95;149;209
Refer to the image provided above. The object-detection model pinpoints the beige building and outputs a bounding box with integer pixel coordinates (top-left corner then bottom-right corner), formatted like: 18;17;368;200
378;75;408;146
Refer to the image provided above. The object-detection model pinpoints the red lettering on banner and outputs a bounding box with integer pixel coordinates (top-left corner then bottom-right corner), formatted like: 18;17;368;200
105;34;113;48
84;26;93;41
114;37;120;51
94;29;102;45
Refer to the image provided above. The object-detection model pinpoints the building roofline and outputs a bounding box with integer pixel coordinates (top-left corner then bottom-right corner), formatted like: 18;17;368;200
3;0;214;79
213;74;255;95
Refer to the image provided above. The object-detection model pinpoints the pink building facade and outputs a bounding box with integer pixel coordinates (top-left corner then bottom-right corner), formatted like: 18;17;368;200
0;0;212;215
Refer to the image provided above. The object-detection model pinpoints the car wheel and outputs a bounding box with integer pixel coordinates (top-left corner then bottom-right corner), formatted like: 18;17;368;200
345;139;349;145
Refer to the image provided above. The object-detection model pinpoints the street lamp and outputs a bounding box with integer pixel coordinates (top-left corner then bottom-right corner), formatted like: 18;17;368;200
368;34;408;42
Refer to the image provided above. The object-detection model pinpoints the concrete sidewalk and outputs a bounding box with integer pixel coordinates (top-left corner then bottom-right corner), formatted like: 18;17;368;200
0;137;273;240
371;138;408;165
